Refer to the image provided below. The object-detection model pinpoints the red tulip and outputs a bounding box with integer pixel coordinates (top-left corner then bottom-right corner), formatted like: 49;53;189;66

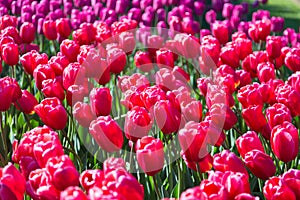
56;18;71;38
107;47;127;74
266;36;282;59
266;103;292;128
103;157;126;173
118;73;150;93
220;46;240;69
62;62;85;90
179;121;209;162
1;27;21;44
134;51;153;72
271;121;299;163
60;39;80;63
119;31;136;54
257;62;275;83
282;169;300;199
41;77;65;101
60;186;87;200
154;100;182;134
1;42;19;66
181;99;202;122
33;64;56;90
183;153;213;173
73;23;96;45
89;115;123;152
179;186;203;200
156;48;174;68
235;193;259;200
0;15;17;30
34;97;68;130
20;22;35;44
209;103;237;130
46;155;80;191
275;84;300;117
234;38;253;60
0;76;22;111
213;150;248;175
79;169;104;191
42;20;57;40
136;136;164;176
124;106;152;142
236;70;252;88
264;176;296;200
244;150;276;180
140;85;166;110
242;105;271;140
236;131;265;158
14;90;38;114
199;180;229;200
212;22;229;45
20;50;48;75
285;48;300;72
89;87;112;117
0;162;26;200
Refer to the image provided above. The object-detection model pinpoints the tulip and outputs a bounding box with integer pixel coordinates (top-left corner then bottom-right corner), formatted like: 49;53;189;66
220;46;240;69
107;47;127;74
124;106;152;142
212;22;229;45
0;163;26;200
244;150;276;180
282;169;300;199
266;36;282;59
275;84;300;116
0;15;17;30
154;100;182;134
271;121;299;163
200;180;229;200
140;85;166;110
264;176;296;200
156;48;174;68
103;157;126;173
33;64;56;90
20;22;35;44
0;76;22;111
34;97;68;130
41;77;65;101
271;16;284;32
60;39;80;63
181;100;202;122
89;87;112;117
136;136;164;176
14;90;38;114
266;103;292;128
236;131;265;158
242;105;271;139
234;38;253;60
46;155;80;191
89;115;123;152
42;20;57;40
178;121;208;162
119;31;136;54
56;18;71;38
79;169;104;191
235;193;260;200
183;153;213;173
285;48;300;72
205;9;216;24
20;50;48;75
1;42;19;66
213;150;248;175
257;62;275;83
62;62;85;90
60;186;88;200
134;51;153;72
179;186;203;200
236;70;252;88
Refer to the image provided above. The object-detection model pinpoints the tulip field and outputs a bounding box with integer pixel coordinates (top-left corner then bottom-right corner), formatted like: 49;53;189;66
0;0;300;199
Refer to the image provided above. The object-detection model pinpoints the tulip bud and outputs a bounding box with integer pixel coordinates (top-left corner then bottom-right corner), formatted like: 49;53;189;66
56;18;71;38
271;121;299;163
89;115;123;152
236;131;264;158
136;136;164;176
125;106;152;142
107;47;127;74
42;20;57;40
156;48;174;68
89;87;112;117
244;150;276;180
34;97;68;130
20;22;35;44
14;90;38;114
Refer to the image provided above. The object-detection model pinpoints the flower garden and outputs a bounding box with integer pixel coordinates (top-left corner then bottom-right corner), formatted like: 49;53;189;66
0;0;299;199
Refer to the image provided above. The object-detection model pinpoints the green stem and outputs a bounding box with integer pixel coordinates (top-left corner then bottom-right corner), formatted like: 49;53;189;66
152;175;162;199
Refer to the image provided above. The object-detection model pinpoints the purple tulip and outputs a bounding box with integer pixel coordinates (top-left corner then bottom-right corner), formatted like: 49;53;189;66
107;0;116;9
11;1;21;15
168;0;179;5
212;0;224;12
50;0;60;11
240;2;249;15
222;3;233;18
230;16;241;30
194;1;205;16
180;0;194;8
64;2;73;15
283;28;298;46
36;2;50;16
153;0;163;10
140;0;153;10
128;8;142;21
157;8;166;22
94;2;103;16
132;0;140;7
178;5;192;18
232;5;243;18
157;21;168;39
252;0;259;8
116;0;129;14
37;18;44;34
205;10;217;24
0;6;8;16
252;10;270;22
271;16;284;32
237;21;250;34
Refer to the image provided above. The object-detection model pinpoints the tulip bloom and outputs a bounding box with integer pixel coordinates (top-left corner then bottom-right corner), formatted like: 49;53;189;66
20;50;48;75
154;100;182;134
89;116;123;152
134;51;153;72
244;150;276;180
34;97;68;130
124;106;152;142
41;78;65;101
60;39;80;63
14;90;38;114
282;169;300;199
56;18;71;38
60;186;87;200
20;22;35;44
0;76;22;111
43;20;57;40
266;103;292;128
1;42;19;66
89;87;112;117
264;176;296;200
236;131;265;158
107;47;127;74
136;136;164;176
156;48;174;68
33;64;56;90
46;155;80;191
271;121;299;163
